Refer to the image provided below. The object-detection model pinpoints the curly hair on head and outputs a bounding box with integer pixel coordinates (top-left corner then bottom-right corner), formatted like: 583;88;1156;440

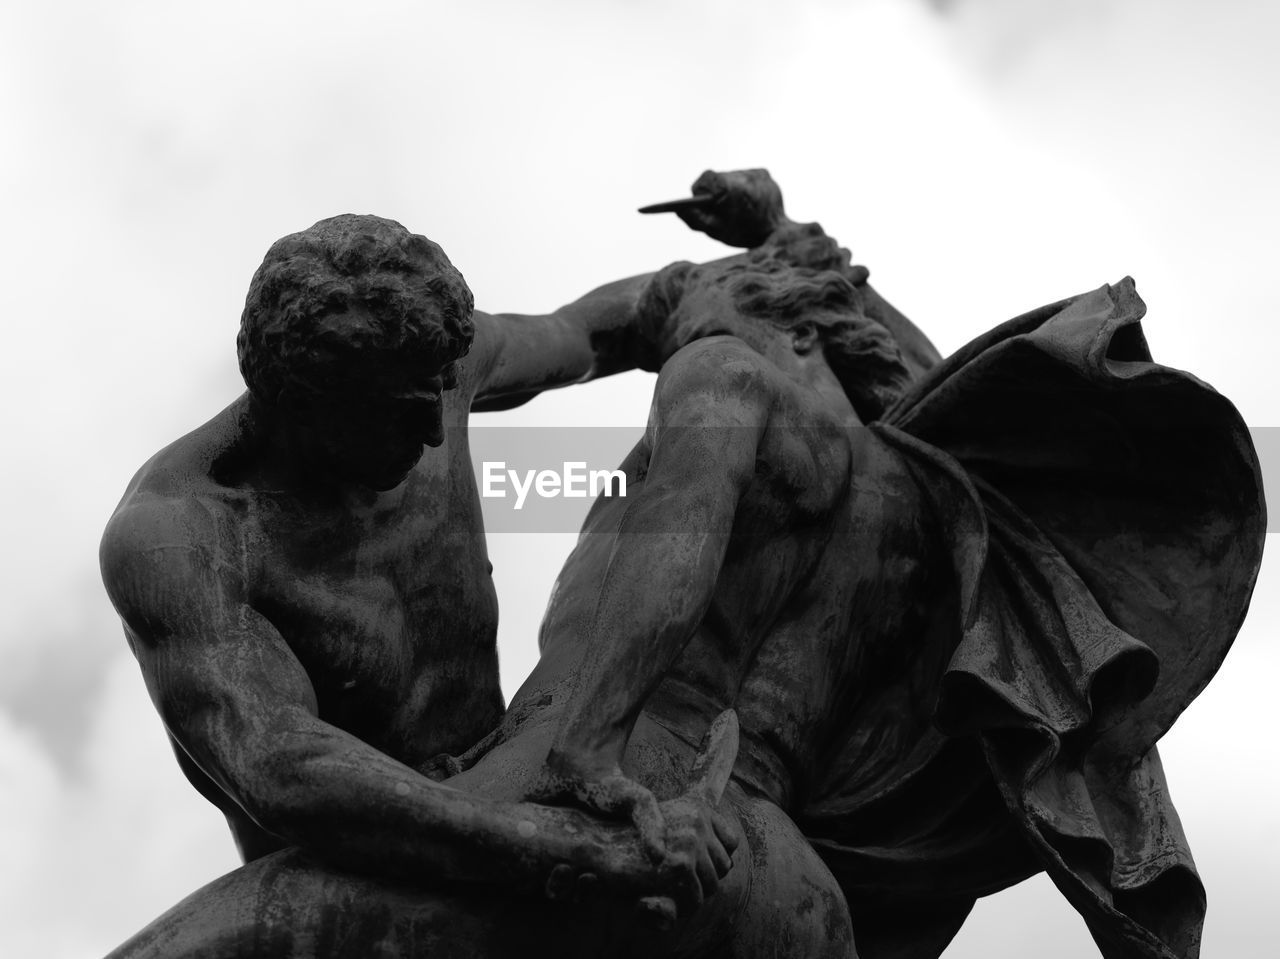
637;246;911;421
237;214;474;406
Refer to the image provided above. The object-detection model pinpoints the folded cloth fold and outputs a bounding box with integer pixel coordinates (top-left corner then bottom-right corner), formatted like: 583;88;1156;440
801;279;1265;959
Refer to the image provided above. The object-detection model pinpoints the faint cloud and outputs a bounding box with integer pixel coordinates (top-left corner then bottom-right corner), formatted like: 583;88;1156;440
0;586;118;778
925;0;1118;77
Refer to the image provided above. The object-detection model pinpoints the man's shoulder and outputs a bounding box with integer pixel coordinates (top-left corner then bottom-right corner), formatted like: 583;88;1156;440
655;337;781;406
108;399;251;536
102;425;250;631
103;487;225;558
101;489;243;612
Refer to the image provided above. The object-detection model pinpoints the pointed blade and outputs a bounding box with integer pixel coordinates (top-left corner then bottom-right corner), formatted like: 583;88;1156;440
637;195;717;215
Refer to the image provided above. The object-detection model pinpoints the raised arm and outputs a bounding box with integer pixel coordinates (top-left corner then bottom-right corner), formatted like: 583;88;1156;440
467;170;781;410
468;273;654;412
546;344;770;783
99;497;663;893
651;167;943;379
466;165;938;413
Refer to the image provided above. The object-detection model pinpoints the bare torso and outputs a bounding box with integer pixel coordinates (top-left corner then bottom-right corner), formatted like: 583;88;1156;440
113;376;504;858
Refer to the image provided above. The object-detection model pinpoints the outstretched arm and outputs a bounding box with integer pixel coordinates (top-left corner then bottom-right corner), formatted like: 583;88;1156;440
468;252;745;412
467;166;932;413
468;273;653;412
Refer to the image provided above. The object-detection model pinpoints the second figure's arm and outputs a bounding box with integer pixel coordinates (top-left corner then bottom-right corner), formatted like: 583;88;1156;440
545;341;769;784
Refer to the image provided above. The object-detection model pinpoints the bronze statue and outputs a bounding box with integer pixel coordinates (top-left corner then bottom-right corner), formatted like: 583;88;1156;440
101;171;1264;959
99;213;739;953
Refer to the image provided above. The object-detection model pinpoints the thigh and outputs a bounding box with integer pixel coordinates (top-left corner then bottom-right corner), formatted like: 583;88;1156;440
637;788;855;959
106;848;631;959
455;717;854;958
714;795;856;959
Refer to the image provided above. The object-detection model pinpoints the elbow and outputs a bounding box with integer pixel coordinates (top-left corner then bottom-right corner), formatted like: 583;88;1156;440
232;747;340;844
236;771;306;842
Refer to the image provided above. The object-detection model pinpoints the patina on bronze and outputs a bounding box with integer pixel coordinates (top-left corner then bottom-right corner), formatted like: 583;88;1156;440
101;171;1264;959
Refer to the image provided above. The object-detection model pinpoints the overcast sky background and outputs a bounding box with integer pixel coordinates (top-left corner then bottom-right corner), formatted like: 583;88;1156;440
1;1;1276;956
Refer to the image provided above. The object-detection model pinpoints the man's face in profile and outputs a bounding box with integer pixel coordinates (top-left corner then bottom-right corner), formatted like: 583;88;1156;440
280;330;458;492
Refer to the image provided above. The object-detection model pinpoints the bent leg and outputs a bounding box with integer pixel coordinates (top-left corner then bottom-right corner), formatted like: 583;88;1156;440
452;715;855;958
628;787;855;959
106;848;636;959
716;795;856;959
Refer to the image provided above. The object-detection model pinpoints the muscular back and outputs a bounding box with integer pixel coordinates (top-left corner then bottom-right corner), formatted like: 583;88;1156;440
500;337;940;808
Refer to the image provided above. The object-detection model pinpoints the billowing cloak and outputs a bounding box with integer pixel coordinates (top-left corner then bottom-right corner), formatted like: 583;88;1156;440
798;279;1265;959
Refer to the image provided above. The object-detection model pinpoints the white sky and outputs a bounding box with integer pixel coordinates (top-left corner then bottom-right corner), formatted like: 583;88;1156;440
1;1;1276;956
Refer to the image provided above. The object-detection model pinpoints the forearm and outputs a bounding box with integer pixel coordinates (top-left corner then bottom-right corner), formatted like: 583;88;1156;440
568;252;746;381
471;274;651;409
472;251;754;409
550;273;652;382
233;721;620;888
